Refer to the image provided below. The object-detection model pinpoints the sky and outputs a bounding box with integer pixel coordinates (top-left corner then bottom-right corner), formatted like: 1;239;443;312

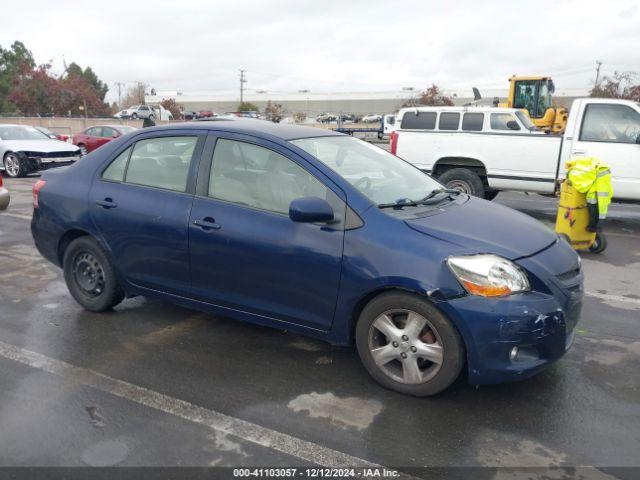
2;0;639;103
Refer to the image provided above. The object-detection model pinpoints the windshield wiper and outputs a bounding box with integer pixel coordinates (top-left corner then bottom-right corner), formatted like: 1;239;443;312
378;189;463;209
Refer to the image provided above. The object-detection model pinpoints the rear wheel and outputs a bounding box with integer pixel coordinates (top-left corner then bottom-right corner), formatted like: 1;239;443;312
484;190;499;201
78;144;88;156
131;113;138;119
63;236;124;311
356;292;464;396
437;168;485;198
3;152;27;178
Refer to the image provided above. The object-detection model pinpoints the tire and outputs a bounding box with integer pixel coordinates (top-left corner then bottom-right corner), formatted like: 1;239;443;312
131;113;138;119
3;152;27;178
78;144;88;156
589;232;607;254
63;236;124;311
437;168;485;198
484;190;499;201
356;292;465;396
149;114;155;121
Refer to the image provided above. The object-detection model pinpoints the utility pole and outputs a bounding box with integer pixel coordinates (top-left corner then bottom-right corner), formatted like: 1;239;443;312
115;82;125;108
594;60;603;87
239;69;247;105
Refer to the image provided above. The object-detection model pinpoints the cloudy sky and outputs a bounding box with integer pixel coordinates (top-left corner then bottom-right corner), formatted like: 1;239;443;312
2;0;639;102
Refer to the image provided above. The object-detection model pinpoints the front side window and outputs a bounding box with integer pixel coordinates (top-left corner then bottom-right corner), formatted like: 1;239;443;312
209;139;330;215
461;113;484;131
125;136;197;192
291;136;442;206
400;112;436;130
438;112;460;130
102;127;116;138
580;104;640;144
491;113;520;130
87;127;102;137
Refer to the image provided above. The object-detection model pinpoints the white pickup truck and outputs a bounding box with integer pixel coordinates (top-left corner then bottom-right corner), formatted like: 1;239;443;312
391;99;640;201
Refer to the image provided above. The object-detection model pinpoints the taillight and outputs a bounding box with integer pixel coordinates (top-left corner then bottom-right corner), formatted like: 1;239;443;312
0;175;3;187
33;179;46;208
390;131;399;155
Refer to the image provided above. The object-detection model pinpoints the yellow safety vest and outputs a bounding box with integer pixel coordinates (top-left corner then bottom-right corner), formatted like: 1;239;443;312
566;157;613;219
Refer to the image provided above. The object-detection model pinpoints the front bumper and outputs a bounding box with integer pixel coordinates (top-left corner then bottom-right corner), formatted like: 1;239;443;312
439;240;583;385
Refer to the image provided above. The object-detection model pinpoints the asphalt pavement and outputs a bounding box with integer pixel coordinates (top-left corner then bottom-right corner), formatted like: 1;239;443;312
0;176;639;476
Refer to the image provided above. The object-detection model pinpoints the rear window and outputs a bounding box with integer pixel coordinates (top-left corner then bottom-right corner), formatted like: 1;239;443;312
438;112;460;130
400;112;436;130
461;113;484;131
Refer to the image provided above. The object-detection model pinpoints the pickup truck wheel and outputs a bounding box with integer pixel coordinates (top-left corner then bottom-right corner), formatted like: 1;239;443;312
437;168;485;198
356;292;464;396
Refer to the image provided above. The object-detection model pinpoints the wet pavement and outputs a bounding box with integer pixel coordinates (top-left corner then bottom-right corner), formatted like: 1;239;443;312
0;176;639;473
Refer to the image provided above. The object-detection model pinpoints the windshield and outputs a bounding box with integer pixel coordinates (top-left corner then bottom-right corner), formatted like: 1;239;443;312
514;111;539;130
0;125;50;141
290;136;442;205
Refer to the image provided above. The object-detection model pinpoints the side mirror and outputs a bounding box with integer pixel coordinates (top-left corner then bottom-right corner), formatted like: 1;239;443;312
506;120;521;130
289;197;334;223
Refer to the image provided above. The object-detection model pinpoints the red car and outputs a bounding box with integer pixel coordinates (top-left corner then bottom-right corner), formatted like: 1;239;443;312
72;125;137;155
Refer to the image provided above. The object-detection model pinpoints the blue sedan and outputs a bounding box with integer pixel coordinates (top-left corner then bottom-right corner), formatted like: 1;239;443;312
31;119;583;396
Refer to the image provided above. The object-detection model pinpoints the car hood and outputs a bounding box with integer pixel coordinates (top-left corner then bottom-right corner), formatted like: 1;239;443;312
3;139;80;153
405;196;557;260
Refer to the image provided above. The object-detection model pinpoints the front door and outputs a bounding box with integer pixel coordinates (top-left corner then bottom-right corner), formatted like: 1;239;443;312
572;102;640;200
188;135;346;330
90;132;203;295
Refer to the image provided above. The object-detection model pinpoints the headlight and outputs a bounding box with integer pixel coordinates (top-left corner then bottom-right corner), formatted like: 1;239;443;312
447;254;530;297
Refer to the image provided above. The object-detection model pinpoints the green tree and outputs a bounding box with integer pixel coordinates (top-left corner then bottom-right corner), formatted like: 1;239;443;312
0;41;35;112
237;101;259;112
66;62;109;100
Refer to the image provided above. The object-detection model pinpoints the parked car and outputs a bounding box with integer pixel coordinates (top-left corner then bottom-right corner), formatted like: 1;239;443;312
72;125;138;155
34;126;70;142
362;114;382;123
0;124;81;178
118;105;155;120
31;120;582;396
181;111;197;121
0;174;9;210
196;110;214;119
391;99;640;201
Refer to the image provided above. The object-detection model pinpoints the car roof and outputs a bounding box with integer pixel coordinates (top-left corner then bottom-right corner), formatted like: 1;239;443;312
398;106;522;115
139;118;343;141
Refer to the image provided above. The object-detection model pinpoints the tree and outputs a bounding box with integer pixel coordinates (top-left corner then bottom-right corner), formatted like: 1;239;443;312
265;100;283;122
590;71;640;102
160;98;183;120
0;41;35;113
8;63;58;115
120;82;147;109
237;101;259;112
417;84;454;106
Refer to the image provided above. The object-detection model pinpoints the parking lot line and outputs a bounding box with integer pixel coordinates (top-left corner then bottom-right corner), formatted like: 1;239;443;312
0;340;397;472
585;291;640;306
1;212;32;221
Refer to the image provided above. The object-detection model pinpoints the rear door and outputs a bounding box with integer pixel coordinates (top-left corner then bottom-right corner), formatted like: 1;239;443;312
570;102;640;200
89;131;205;295
86;127;102;152
188;133;346;330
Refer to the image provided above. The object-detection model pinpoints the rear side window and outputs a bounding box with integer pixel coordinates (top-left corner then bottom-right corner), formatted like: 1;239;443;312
102;147;131;182
491;113;520;130
462;113;484;131
125;136;197;192
438;112;460;130
400;112;436;130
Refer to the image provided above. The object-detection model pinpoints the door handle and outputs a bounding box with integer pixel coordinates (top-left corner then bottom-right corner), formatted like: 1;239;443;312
193;217;221;230
572;150;587;156
96;198;117;209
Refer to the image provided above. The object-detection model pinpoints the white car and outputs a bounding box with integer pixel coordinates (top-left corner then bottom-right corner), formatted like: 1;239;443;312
362;114;382;123
0;125;81;178
116;105;155;120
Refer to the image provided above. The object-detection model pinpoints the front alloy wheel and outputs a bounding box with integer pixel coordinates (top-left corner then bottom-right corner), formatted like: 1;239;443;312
356;292;464;396
369;309;443;384
3;153;25;178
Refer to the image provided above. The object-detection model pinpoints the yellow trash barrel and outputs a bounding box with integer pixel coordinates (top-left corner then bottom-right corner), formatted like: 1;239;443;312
555;180;596;250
